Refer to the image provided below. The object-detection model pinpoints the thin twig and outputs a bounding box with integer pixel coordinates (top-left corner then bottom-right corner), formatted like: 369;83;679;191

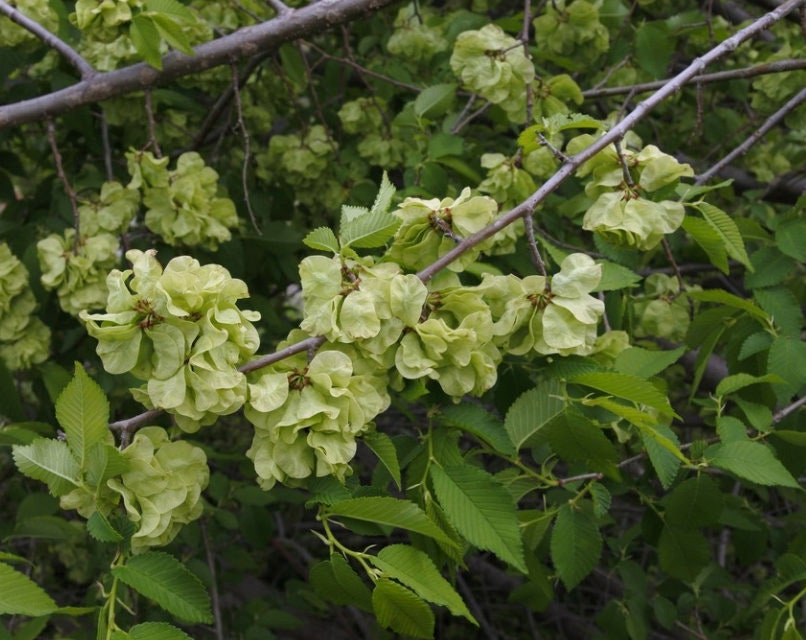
661;238;685;291
0;0;96;79
773;395;806;424
200;520;225;640
305;41;422;92
191;53;269;150
231;63;261;234
451;101;492;134
46;119;81;246
144;89;162;158
522;214;547;276
99;110;114;182
695;85;806;185
583;58;806;98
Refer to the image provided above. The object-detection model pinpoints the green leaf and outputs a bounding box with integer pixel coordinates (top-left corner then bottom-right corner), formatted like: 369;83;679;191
594;261;642;292
128;622;193;640
87;511;124;543
414;83;457;119
708;441;799;488
739;331;774;360
776;218;806;261
150;14;194;55
440;403;515;455
111;552;212;624
130;15;163;69
370;171;396;217
55;364;110;469
278;43;307;90
362;431;401;490
755;286;803;338
302;226;340;253
309;554;372;612
12;438;81;496
569;371;674;416
715;373;783;398
369;544;476;624
687;288;767;322
767;336;806;405
640;422;683;488
682;216;729;274
144;0;195;20
340;208;401;249
505;379;565;450
12;515;83;541
614;346;686;379
430;464;527;573
658;525;710;582
662;476;723;527
635;21;674;78
745;247;796;289
372;578;434;639
550;502;602;590
325;497;456;548
85;442;129;489
0;562;58;616
590;483;611;518
695;202;752;270
716;415;749;443
545;413;619;469
38;361;73;404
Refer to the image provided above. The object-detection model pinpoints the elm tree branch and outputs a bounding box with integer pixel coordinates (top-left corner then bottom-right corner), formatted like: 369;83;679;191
0;0;96;80
695;85;806;185
0;0;401;130
582;58;806;98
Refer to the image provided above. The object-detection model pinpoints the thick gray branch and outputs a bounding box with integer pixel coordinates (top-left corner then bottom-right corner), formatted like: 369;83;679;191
0;0;400;130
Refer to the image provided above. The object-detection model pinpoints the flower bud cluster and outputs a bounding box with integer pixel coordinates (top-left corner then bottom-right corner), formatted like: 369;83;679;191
568;134;694;250
127;150;239;251
450;24;535;123
37;229;120;316
81;250;260;432
108;427;209;553
245;339;390;490
0;243;51;370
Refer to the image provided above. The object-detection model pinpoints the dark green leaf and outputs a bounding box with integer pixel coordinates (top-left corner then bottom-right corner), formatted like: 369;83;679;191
0;562;58;616
614;346;686;379
369;544;476;623
111;552;212;624
325;497;456;548
363;431;401;490
372;578;434;639
414;84;457;119
662;476;723;527
550;502;602;590
505;379;565;450
707;441;799;488
658;526;710;582
430;464;526;573
440;403;515;455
